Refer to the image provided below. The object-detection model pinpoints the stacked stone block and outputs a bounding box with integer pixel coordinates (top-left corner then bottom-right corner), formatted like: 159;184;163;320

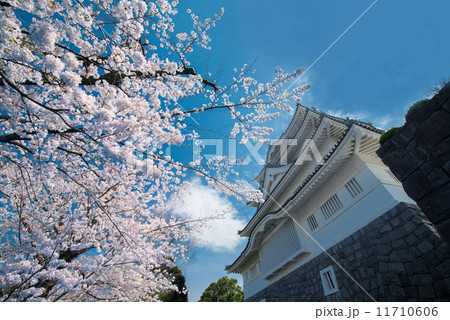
377;84;450;246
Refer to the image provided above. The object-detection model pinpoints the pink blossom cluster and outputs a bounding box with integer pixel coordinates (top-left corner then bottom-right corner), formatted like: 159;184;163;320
0;0;308;301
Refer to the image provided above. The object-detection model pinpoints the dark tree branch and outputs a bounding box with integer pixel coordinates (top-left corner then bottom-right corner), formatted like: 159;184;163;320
35;279;58;298
0;129;82;143
0;133;31;143
0;71;70;114
1;57;218;90
59;247;93;263
7;141;34;154
0;134;34;153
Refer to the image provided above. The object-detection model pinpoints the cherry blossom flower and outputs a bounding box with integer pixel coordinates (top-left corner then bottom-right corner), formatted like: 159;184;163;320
0;0;307;301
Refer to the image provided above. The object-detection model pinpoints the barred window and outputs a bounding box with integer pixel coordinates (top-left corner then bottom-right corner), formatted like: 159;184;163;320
307;214;319;231
244;261;261;283
320;194;343;220
345;178;363;198
320;266;339;295
260;219;301;274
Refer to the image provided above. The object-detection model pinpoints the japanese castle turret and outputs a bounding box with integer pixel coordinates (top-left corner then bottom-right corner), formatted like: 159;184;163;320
226;105;450;302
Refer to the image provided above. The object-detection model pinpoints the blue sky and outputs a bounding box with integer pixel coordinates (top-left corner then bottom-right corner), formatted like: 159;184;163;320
172;0;450;301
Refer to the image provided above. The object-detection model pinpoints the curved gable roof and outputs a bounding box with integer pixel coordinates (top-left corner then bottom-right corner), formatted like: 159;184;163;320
241;104;384;235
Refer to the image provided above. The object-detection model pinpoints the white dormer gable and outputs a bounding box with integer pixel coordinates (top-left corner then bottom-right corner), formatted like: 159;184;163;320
262;164;291;197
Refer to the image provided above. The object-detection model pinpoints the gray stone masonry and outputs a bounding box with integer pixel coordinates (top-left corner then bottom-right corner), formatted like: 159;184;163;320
377;84;450;246
245;202;450;302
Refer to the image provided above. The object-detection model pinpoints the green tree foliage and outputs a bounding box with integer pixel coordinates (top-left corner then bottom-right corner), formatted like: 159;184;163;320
198;276;244;302
379;127;401;145
158;266;188;302
405;99;430;121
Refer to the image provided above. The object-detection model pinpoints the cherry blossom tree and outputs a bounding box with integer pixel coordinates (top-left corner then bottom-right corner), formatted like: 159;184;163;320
0;0;308;301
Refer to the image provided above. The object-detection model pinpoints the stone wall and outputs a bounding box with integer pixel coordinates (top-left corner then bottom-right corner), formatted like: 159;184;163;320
245;202;450;302
377;85;450;246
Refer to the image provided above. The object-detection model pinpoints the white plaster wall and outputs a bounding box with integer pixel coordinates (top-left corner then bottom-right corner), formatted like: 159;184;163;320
242;157;415;298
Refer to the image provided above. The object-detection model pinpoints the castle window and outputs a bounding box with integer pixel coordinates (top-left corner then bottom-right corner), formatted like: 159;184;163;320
244;261;261;284
320;194;343;220
260;218;302;275
320;266;339;295
307;213;319;231
345;178;363;198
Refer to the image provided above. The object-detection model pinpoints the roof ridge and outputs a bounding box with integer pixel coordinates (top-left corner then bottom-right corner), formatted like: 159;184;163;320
302;104;384;133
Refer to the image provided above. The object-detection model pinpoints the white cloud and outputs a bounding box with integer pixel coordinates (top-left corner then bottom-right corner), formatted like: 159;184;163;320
172;181;246;252
326;109;407;131
372;114;403;130
325;109;370;122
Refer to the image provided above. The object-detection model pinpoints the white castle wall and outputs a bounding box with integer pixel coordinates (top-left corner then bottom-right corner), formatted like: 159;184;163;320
241;156;415;299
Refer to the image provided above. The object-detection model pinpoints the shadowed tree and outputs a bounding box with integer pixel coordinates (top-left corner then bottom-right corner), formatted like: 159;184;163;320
158;265;188;302
198;276;243;302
